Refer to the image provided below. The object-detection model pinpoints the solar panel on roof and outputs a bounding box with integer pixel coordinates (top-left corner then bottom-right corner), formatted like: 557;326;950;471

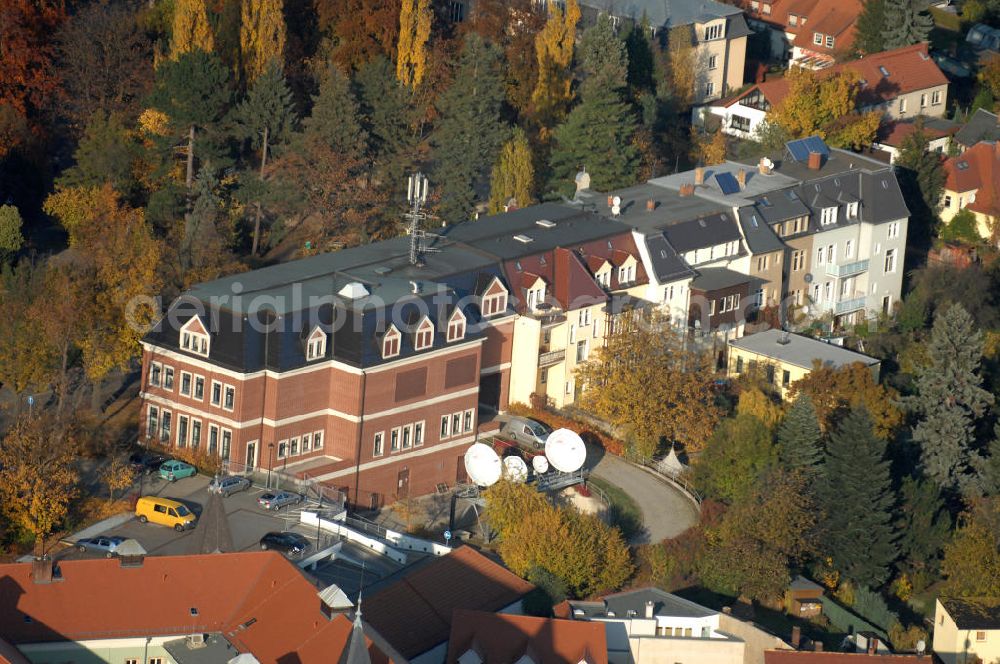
715;172;740;195
786;136;830;162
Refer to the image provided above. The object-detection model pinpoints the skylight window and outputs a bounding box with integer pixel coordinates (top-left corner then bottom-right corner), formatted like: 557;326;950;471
513;234;533;243
879;66;890;77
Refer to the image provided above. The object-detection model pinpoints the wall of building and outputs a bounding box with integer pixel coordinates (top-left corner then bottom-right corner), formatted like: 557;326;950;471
717;613;791;664
782;233;815;307
628;634;744;664
509;316;541;406
933;600;1000;664
859;217;907;317
18;636;181;664
881;84;949;120
748;249;785;308
726;348;806;398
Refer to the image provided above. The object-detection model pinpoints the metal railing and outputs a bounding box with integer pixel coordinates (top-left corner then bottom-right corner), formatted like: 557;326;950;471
344;515;389;540
825;258;869;278
623;451;703;506
538;348;566;367
834;295;867;315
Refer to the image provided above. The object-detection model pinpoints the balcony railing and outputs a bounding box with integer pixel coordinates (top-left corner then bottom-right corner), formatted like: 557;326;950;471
834;295;867;315
825;258;869;279
538;348;566;368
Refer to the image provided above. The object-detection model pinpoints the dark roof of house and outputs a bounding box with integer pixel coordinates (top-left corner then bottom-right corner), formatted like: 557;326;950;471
754;187;812;224
642;233;697;283
569;587;717;620
664;212;744;253
941;598;1000;630
956;108;1000;147
585;181;733;231
789;575;824;592
691;267;752;291
738;206;786;254
579;0;743;28
363;546;534;659
445;610;608;664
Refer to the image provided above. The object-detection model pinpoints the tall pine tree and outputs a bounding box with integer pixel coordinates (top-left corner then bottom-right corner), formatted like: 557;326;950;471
356;56;418;198
432;34;509;224
883;0;933;50
548;15;638;197
777;394;823;474
911;303;994;497
896;477;951;573
855;0;886;55
820;408;897;587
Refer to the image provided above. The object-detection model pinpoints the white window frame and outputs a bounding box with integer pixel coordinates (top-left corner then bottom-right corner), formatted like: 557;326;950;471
160;409;172;443
440;415;450;439
825;35;834;48
210;380;223;407
481;280;508;317
414;421;424;447
888;221;900;239
179;371;192;397
447;308;467;342
191;418;201;448
374;431;385;457
847;202;858;218
179;317;210;357
221;428;231;460
313;430;324;449
390;427;401;452
194;375;205;401
821;207;837;225
208;424;220;455
301;432;311;453
813;32;823;45
147;405;159;439
306;326;327;361
845;239;854;258
163;365;175;391
290;436;299;456
705;81;715;97
708;54;718;70
177;414;189;447
149;362;162;387
414;317;434;351
277;439;288;459
884;248;897;274
463;409;475;433
899;97;907;113
223;384;235;411
932;90;942;105
382;325;401;359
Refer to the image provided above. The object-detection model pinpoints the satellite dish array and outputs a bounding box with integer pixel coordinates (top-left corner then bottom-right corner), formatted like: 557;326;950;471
463;428;587;487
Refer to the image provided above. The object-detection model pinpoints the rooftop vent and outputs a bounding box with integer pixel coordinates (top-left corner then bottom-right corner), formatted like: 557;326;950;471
698;218;708;228
536;219;556;229
410;281;421;294
778;331;791;345
879;66;890;77
338;282;369;299
751;215;759;228
573;609;585;617
957;161;969;170
373;266;392;275
513;234;533;243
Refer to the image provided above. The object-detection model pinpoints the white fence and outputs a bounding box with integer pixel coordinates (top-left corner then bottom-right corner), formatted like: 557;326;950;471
300;511;407;564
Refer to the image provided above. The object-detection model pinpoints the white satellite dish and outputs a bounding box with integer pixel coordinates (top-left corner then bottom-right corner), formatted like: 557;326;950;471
544;429;587;473
611;195;622;217
503;456;529;483
916;641;926;655
532;455;549;474
464;443;502;487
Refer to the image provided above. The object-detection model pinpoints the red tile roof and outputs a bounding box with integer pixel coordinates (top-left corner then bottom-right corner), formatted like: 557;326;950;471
765;652;924;664
878;120;954;147
944;141;1000;216
723;44;946;112
445;610;608;664
0;553;388;664
788;0;863;55
363;546;535;659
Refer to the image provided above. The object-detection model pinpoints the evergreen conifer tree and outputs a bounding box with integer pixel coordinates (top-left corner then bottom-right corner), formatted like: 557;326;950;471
302;65;366;157
820;408;897;587
548;15;638;197
883;0;934;50
896;476;951;572
855;0;886;55
431;34;509;224
488;127;535;213
356;56;418;196
911;303;994;497
776;394;823;474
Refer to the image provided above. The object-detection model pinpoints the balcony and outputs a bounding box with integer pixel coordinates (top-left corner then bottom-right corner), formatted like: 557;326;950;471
834;296;867;315
825;259;869;279
538;348;566;368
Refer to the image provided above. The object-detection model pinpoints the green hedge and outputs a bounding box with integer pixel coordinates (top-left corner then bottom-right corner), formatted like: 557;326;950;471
819;596;889;641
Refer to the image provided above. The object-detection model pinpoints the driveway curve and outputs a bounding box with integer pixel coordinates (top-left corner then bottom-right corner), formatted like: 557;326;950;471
585;446;699;544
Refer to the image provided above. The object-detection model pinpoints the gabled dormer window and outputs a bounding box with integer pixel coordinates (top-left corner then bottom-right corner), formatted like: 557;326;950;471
847;202;859;219
525;278;546;311
480;277;508;317
447;308;467;342
382;325;401;359
414;317;434;351
595;262;612;288
180;316;210;357
820;207;837;225
306;326;327;361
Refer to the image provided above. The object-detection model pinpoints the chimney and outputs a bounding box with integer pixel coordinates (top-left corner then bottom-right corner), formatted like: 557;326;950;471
722;606;732;615
814;642;824;652
868;636;880;654
646;198;655;211
32;557;54;584
694;166;705;185
791;626;801;649
736;168;747;190
645;600;655;619
758;157;772;175
807;151;822;170
607;195;614;208
679;183;695;197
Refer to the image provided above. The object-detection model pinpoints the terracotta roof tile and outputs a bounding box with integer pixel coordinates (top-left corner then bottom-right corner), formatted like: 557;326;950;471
944;141;1000;215
0;553;387;664
445;610;608;664
364;546;534;659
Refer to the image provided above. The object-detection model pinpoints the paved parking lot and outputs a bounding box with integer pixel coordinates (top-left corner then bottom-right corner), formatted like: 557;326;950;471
57;474;337;560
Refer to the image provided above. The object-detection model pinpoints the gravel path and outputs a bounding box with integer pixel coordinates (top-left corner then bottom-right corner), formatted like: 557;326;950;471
586;446;699;544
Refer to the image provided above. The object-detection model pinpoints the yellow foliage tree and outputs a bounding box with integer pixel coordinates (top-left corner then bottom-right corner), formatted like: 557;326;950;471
665;25;696;107
737;387;783;431
102;455;136;503
43;186;104;247
787;362;902;439
691;127;726;165
488;127;536;213
770;68;881;149
530;0;579;133
483;480;550;538
941;497;1000;597
575;309;722;455
396;0;432;89
170;0;215;58
240;0;287;83
0;417;80;555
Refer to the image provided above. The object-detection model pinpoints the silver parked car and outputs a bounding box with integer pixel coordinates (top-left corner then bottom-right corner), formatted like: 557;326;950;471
75;536;128;557
208;475;251;496
257;491;303;511
500;416;552;449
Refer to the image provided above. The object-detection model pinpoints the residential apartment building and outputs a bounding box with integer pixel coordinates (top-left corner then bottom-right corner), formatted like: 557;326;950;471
578;0;749;104
727;329;880;397
738;0;863;67
709;43;949;140
562;588;790;664
940;140;1000;241
934;598;1000;664
140;205;648;505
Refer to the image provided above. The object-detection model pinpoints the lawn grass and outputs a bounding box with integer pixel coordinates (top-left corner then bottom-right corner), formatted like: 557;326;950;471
587;476;644;541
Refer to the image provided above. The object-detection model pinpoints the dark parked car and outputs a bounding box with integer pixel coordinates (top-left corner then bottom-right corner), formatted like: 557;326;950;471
257;491;302;511
75;536;128;557
129;451;168;475
259;531;310;556
208;475;251;496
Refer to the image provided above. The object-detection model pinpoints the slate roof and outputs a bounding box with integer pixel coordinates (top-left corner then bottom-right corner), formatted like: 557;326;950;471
642;233;697;283
738;206;786;254
955;108;1000;147
692;267;752;291
578;0;744;29
445;610;608;664
363;546;534;659
941;598;1000;630
568;587;717;620
728;329;880;370
664;212;743;253
0;553;391;664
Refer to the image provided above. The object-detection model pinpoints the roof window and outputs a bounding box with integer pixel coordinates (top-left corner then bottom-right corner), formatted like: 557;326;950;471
536;219;556;228
879;66;890;77
513;234;533;243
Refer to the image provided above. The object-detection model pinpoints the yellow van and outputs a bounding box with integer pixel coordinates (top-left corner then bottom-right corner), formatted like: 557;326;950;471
135;496;197;531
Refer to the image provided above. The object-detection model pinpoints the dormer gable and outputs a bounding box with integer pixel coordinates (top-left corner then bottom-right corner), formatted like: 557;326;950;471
306;325;327;361
593;259;612;288
447;307;467;342
616;254;638;286
524;275;547;310
381;324;401;359
179;316;210;357
414;316;434;351
480;276;508;317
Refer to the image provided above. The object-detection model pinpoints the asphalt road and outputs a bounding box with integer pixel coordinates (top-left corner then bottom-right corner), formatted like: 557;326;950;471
586;447;699;544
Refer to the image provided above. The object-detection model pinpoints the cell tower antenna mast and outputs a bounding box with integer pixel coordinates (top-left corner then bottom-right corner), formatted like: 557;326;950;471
406;172;430;266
